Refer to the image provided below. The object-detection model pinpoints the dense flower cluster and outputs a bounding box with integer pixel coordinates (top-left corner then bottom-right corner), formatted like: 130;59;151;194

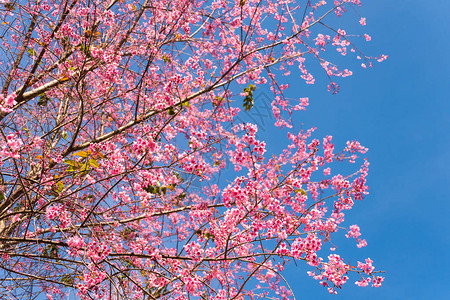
0;0;386;299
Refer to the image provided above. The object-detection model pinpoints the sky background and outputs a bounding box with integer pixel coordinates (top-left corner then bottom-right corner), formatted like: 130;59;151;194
9;0;448;299
238;0;450;299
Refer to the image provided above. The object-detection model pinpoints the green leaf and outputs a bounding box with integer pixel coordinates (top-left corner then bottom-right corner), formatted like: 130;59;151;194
4;3;15;11
45;245;59;258
27;48;37;56
74;150;90;157
55;181;64;194
38;94;50;106
89;158;99;168
173;172;184;183
294;188;307;196
242;84;256;111
63;159;79;167
167;107;175;115
66;166;78;172
80;163;90;172
214;96;224;107
205;232;215;241
143;185;156;194
61;274;74;286
64;160;82;174
243;95;254;111
80;44;91;56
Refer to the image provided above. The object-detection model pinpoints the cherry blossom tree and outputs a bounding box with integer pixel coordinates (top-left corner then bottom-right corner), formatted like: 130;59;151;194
0;0;387;298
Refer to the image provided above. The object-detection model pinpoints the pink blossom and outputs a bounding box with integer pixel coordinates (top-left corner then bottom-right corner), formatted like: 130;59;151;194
355;277;371;287
357;239;368;248
357;258;375;274
346;224;361;239
4;93;16;107
372;276;384;287
0;0;386;297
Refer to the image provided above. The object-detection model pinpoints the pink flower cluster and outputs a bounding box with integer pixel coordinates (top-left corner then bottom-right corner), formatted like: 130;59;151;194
345;140;368;153
86;240;111;262
291;234;322;259
346;225;368;248
1;133;22;159
77;264;106;296
0;93;16;113
67;236;85;256
184;241;204;262
132;137;157;156
323;135;334;163
0;0;387;297
307;254;351;294
45;204;70;228
355;259;384;288
358;258;375;274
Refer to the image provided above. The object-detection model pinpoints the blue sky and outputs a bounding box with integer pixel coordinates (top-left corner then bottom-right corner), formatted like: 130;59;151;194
239;0;450;298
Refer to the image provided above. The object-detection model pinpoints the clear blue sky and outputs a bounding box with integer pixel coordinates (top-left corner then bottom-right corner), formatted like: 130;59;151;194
239;0;450;298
